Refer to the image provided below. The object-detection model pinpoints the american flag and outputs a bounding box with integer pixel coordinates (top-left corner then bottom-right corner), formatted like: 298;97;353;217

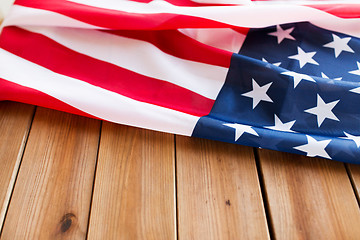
0;0;360;163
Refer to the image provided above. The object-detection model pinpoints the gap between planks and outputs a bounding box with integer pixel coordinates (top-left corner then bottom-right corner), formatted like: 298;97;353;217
0;102;35;235
345;163;360;207
174;134;179;240
85;120;103;240
253;148;275;240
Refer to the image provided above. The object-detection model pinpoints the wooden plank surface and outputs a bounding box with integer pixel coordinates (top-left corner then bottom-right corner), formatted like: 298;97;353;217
258;149;360;240
347;163;360;203
0;102;34;232
1;107;101;239
176;136;269;240
87;122;176;240
0;102;359;239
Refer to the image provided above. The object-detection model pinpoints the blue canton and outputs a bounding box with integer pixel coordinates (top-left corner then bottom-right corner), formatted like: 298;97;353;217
192;22;360;163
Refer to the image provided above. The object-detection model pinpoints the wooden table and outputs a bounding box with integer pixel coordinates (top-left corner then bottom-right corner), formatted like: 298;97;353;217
0;101;359;239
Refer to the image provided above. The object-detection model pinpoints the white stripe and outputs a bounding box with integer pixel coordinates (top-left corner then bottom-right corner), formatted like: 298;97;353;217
61;0;360;37
0;48;199;136
1;5;101;30
0;0;15;20
21;25;228;100
179;28;246;53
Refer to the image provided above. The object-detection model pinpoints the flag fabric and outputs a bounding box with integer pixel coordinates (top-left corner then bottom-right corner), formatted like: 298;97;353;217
0;0;360;163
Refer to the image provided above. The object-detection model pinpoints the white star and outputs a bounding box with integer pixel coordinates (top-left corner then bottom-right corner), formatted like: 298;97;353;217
262;58;281;67
350;87;360;94
288;47;319;68
321;72;342;81
294;135;331;159
265;115;296;132
349;62;360;76
304;94;340;127
223;123;258;141
323;34;354;58
241;79;273;109
281;71;314;88
268;25;295;44
341;132;360;148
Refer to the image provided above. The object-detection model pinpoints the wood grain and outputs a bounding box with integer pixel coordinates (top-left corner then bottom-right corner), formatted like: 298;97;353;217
1;107;101;239
346;163;360;203
0;102;34;232
176;136;269;240
87;123;176;240
258;149;360;240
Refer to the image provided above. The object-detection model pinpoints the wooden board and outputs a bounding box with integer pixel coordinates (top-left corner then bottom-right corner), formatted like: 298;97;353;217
87;123;176;240
347;163;360;203
0;102;34;232
0;102;360;239
1;107;101;239
258;149;360;240
176;136;270;240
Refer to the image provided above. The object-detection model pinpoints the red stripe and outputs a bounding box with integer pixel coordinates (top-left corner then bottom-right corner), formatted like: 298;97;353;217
14;0;234;30
0;26;215;117
306;4;360;19
232;27;250;36
105;29;232;68
0;78;99;119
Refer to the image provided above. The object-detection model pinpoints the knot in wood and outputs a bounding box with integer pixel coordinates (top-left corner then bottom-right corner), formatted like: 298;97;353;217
60;213;76;233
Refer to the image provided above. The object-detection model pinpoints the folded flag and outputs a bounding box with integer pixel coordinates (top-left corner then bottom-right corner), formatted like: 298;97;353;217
0;0;360;163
